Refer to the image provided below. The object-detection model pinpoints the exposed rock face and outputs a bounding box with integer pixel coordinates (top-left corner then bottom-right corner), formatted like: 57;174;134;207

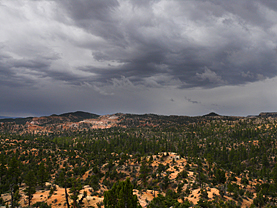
1;111;277;134
0;111;115;134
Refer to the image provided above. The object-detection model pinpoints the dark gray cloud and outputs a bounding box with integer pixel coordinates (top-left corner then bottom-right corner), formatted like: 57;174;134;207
0;0;277;116
52;0;277;89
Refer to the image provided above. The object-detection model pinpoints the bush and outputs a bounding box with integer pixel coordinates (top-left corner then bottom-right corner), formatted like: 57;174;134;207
241;177;249;185
33;202;52;208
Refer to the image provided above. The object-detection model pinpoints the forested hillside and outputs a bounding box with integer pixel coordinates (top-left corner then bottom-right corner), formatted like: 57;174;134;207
0;113;277;207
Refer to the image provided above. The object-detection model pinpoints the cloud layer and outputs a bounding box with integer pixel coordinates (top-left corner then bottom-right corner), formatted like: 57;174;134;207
0;0;277;116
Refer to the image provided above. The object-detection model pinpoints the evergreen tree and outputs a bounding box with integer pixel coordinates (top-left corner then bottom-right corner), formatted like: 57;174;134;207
55;169;70;208
139;160;150;187
104;178;141;208
0;154;6;184
214;168;226;184
0;154;7;195
37;162;48;187
23;170;37;207
13;189;21;208
272;163;277;185
147;192;190;208
33;201;52;208
8;157;21;208
70;178;82;208
253;191;267;208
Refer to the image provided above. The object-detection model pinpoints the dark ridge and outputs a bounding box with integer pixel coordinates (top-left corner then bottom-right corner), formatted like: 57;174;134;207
203;112;220;117
41;111;100;124
247;115;258;118
58;111;99;119
124;113;160;118
0;111;99;124
0;117;34;124
259;112;277;117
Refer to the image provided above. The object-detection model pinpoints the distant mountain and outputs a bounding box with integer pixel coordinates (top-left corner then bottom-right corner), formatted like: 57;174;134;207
54;111;99;121
259;112;277;117
0;116;12;119
202;112;221;117
0;111;254;134
0;117;33;125
62;111;98;117
0;111;99;125
0;116;21;119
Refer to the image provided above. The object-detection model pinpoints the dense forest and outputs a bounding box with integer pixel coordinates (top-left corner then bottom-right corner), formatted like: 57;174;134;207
0;113;277;207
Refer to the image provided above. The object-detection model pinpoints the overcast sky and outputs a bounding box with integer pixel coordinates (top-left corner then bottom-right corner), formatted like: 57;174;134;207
1;0;277;117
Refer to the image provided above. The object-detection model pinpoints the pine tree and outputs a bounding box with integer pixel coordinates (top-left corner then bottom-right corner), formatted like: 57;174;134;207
8;157;21;208
23;170;37;207
70;178;82;208
0;154;7;194
104;178;141;208
0;154;6;183
37;162;48;187
139;160;150;187
56;170;70;208
272;163;277;185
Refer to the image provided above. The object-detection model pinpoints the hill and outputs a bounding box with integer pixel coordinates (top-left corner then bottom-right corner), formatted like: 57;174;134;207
0;116;16;119
259;112;277;117
1;111;277;207
0;111;99;125
202;112;221;117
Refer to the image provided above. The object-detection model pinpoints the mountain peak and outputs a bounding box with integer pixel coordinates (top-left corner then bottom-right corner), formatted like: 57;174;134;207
203;112;220;117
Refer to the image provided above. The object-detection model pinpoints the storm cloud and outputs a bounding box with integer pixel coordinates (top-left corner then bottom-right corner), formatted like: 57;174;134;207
0;0;277;117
